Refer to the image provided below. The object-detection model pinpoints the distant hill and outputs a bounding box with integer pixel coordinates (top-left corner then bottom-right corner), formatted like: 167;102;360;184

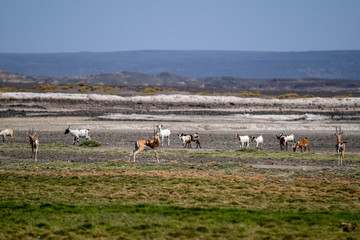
2;70;360;96
0;50;360;79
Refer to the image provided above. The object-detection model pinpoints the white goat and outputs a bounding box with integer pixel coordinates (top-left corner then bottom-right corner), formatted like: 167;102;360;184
157;124;171;146
236;134;250;148
250;135;263;149
276;133;295;151
177;133;192;148
0;128;14;143
64;125;91;145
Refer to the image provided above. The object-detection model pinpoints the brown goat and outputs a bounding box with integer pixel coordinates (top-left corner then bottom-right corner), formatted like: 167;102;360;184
293;138;310;152
129;132;161;163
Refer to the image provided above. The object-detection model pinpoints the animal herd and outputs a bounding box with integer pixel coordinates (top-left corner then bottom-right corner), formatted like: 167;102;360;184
0;125;348;166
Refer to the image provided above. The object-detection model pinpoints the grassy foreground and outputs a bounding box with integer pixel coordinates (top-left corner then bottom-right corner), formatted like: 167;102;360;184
1;146;360;239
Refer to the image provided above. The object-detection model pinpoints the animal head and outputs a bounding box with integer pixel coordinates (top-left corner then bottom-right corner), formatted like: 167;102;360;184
334;126;343;140
26;131;37;141
177;133;185;138
64;125;71;134
276;133;284;139
154;132;159;139
250;136;256;141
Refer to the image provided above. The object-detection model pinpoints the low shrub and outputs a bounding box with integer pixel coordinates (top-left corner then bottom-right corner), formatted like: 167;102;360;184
62;83;74;90
79;140;102;148
277;93;300;99
334;94;353;98
37;84;58;90
240;91;262;97
143;87;163;95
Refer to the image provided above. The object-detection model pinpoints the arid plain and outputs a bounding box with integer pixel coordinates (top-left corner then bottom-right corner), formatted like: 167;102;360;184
1;91;360;168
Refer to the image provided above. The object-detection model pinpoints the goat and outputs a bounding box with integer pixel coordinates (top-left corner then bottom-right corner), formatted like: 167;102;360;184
0;128;14;143
27;131;39;162
236;134;249;148
178;133;192;148
293;138;310;152
129;131;161;163
157;124;171;146
191;132;201;149
250;135;263;149
334;126;346;166
276;133;295;151
64;125;91;145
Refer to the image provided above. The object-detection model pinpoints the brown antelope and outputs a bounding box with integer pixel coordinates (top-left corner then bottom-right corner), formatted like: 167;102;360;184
129;131;161;163
0;128;14;143
293;138;310;152
334;126;346;166
27;131;39;162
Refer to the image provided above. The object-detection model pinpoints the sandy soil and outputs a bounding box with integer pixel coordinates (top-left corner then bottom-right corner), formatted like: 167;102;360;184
1;92;360;168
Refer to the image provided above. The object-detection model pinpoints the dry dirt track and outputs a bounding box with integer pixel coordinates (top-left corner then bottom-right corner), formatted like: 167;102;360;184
1;93;360;168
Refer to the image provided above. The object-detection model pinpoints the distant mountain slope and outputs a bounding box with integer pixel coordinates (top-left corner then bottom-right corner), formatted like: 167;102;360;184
2;70;360;95
0;50;360;79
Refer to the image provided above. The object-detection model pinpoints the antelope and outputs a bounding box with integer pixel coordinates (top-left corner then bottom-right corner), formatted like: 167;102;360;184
293;138;310;152
250;135;263;149
236;134;249;148
334;126;346;166
0;128;14;143
129;131;161;163
27;131;39;162
157;124;171;146
276;133;295;151
64;125;91;145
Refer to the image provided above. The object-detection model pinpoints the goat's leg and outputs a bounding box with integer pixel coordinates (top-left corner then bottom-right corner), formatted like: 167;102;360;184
167;136;170;146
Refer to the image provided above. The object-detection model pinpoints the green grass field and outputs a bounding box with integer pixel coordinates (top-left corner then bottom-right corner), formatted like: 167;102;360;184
0;145;360;239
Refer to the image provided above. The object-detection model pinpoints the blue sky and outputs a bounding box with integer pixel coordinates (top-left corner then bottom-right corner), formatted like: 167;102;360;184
1;0;360;53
